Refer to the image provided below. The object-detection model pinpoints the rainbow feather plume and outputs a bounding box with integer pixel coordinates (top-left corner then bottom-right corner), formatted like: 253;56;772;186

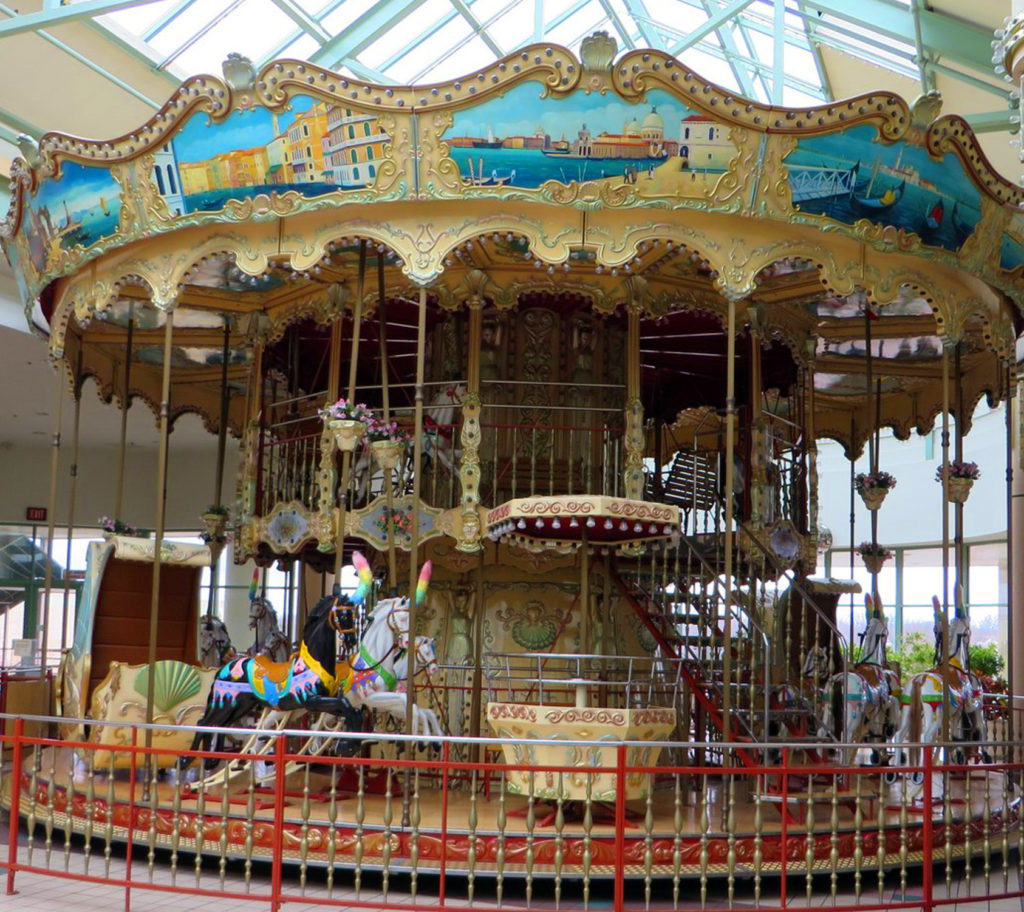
351;550;373;605
249;567;260;602
416;561;432;607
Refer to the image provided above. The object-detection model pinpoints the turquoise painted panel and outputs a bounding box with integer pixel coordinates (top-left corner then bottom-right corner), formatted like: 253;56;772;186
22;161;122;274
170;94;389;213
788;124;983;255
446;83;728;192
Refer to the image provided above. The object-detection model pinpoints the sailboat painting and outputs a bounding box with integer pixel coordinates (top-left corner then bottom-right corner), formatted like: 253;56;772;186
786;124;983;255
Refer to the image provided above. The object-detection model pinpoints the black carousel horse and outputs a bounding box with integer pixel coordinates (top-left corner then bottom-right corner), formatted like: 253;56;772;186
182;591;362;768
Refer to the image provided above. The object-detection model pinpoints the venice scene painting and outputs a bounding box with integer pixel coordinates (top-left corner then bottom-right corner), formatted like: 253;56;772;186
21;160;123;274
787;123;983;255
446;83;733;194
169;94;390;214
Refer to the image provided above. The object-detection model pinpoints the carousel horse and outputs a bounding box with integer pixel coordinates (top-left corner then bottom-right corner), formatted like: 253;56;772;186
342;634;442;740
893;596;988;774
199;617;235;668
184;554;431;768
247;596;290;662
423;382;466;474
819;595;901;765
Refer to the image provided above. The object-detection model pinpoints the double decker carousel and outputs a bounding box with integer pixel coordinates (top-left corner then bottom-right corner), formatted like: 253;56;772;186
1;31;1023;893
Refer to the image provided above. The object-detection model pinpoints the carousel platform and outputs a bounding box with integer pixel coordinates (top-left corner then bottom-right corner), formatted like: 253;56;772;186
4;746;1019;881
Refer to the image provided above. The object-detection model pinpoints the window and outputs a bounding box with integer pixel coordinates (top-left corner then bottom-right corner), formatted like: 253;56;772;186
368;164;375;178
350;149;357;163
348;125;355;139
166;165;176;194
306;146;312;159
154;167;165;195
363;122;370;137
708;127;715;140
684;127;689;139
303;124;309;137
353;166;359;180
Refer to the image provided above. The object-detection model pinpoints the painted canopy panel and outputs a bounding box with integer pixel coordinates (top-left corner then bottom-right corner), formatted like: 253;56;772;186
2;43;1023;314
789;124;983;256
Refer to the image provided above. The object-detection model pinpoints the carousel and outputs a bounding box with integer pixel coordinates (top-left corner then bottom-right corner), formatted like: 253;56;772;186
1;30;1023;902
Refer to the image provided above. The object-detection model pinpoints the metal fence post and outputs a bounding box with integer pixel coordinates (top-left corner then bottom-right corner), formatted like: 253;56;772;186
270;733;287;912
922;747;934;912
6;717;24;895
614;743;627;912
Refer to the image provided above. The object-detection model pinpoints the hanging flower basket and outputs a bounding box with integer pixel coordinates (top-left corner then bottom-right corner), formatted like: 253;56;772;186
936;461;979;504
854;471;896;511
859;487;888;511
327;418;366;452
946;476;974;504
371;438;404;470
858;541;893;575
200;507;228;543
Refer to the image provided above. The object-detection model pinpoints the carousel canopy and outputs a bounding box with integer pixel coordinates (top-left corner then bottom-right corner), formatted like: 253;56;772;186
0;32;1019;455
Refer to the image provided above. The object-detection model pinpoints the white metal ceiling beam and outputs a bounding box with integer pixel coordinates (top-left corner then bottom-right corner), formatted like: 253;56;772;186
449;0;504;58
269;0;331;44
667;0;757;56
0;0;165;37
310;0;428;69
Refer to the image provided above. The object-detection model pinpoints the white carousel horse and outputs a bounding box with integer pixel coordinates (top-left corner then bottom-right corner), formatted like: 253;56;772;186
247;596;291;662
423;383;466;474
199;617;235;667
893;597;988;775
341;634;442;739
819;595;901;765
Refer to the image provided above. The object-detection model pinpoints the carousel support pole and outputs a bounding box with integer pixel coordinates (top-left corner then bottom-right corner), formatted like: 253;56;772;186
940;340;952;744
864;300;879;602
1003;360;1015;753
849;416;856;660
114;301;135;521
722;293;739;747
580;533;591;657
622;303;644;501
403;285;429;826
747;308;765;527
377;256;398;589
332;241;367;580
61;353;83;654
206;318;232;620
458;300;484;551
144;306;175;787
469;548;486;764
953;343;965;618
38;370;64;678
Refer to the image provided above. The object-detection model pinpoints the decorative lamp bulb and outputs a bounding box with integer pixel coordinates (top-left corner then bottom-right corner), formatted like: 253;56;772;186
634;523;643;533
620;521;628;531
552;519;561;530
536;518;545;529
586;517;596;528
604;519;613;530
570;517;579;528
517;518;526;530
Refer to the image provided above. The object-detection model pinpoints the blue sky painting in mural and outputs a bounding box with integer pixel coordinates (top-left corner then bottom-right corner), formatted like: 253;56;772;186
22;161;122;272
447;83;730;190
788;124;983;255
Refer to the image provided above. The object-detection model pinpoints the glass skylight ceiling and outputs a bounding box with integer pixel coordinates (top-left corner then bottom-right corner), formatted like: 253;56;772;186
91;0;838;106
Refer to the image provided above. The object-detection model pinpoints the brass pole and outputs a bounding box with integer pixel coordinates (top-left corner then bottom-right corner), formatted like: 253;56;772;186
145;309;175;751
580;533;591;656
207;318;231;620
39;370;64;678
865;302;879;600
61;355;82;654
722;294;738;748
404;287;429;732
332;241;367;579
377;255;398;590
940;342;951;744
469;548;486;763
1004;360;1015;751
953;342;965;619
114;302;135;520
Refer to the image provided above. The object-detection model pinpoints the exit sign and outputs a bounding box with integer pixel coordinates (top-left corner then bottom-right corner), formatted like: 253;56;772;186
25;507;47;522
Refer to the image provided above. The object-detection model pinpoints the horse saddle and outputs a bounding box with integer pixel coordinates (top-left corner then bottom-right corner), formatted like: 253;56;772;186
251;655;292;686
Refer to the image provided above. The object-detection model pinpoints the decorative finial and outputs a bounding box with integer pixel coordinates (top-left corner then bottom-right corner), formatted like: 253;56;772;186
222;53;257;94
15;134;40;169
580;30;618;72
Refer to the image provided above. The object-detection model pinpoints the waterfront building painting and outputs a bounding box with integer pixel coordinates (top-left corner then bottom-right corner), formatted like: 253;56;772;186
21;160;122;273
171;94;390;213
446;83;732;192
